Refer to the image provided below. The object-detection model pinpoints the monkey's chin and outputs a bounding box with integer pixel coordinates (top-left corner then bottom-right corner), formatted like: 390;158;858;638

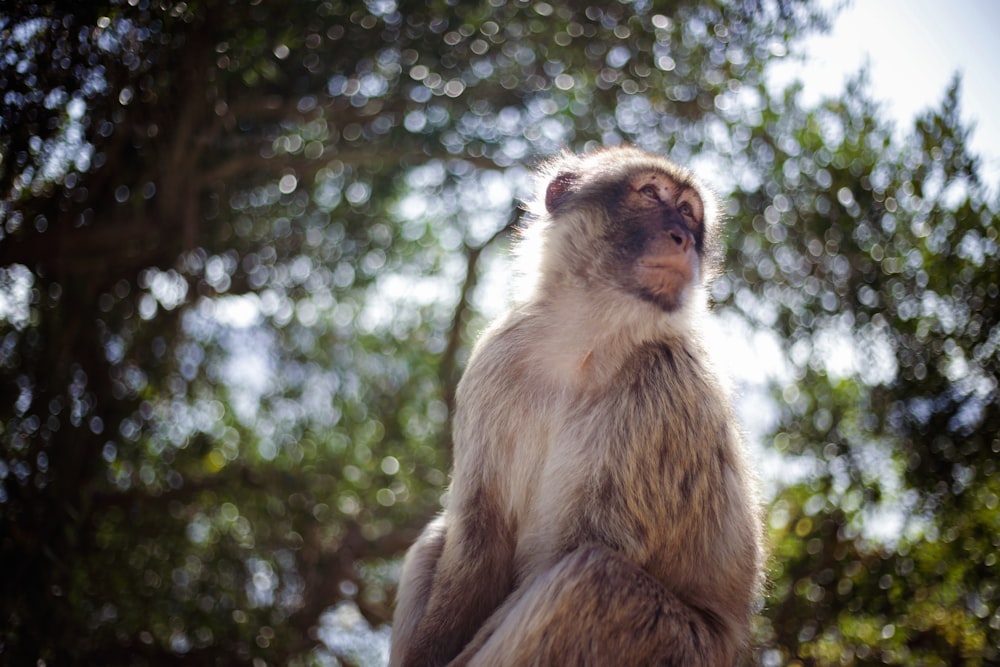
635;289;687;312
633;265;692;312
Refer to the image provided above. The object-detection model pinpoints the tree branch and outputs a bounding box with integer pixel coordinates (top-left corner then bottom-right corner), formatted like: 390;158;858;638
439;204;522;417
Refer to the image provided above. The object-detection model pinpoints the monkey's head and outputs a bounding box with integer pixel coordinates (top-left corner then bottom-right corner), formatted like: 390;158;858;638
519;146;721;314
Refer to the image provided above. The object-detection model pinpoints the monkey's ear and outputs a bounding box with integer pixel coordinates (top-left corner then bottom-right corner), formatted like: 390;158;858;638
545;172;578;212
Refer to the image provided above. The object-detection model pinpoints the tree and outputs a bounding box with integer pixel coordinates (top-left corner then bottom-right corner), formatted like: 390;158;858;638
5;1;998;665
736;75;1000;664
1;1;823;664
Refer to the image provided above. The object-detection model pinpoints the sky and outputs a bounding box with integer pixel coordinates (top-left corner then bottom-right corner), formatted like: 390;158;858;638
771;0;1000;183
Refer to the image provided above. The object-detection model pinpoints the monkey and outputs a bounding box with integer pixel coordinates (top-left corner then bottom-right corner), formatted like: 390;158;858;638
390;146;765;666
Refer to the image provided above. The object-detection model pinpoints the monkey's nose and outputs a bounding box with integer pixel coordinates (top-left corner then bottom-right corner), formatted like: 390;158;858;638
668;228;692;251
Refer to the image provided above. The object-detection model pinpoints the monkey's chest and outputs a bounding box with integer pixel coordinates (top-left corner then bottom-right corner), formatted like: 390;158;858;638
503;345;747;585
598;443;727;545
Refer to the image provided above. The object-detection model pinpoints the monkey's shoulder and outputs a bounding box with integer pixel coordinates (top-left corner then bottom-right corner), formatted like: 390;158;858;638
463;316;718;391
459;314;559;384
620;339;722;392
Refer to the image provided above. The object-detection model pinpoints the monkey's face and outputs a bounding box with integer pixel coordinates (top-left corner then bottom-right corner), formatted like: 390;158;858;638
537;149;716;313
605;170;706;312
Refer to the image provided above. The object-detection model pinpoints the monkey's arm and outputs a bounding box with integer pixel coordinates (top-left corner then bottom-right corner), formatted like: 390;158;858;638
452;544;738;667
391;481;517;667
388;515;447;665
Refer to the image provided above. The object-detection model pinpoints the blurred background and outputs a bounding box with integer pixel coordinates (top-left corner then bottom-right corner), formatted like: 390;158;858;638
1;1;997;665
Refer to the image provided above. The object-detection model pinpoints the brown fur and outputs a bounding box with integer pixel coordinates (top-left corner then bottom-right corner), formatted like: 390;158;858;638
390;147;764;666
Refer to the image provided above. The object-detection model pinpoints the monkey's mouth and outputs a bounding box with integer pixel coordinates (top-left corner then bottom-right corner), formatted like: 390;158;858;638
636;262;693;285
633;262;693;312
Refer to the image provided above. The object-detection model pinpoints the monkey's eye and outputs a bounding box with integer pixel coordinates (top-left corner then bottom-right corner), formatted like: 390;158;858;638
639;184;659;201
678;201;694;218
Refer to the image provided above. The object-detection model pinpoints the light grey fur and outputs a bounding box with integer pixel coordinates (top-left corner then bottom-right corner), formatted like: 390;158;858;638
390;146;764;667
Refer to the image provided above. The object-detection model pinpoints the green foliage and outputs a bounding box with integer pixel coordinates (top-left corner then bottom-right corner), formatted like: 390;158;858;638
2;0;998;665
736;74;1000;665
